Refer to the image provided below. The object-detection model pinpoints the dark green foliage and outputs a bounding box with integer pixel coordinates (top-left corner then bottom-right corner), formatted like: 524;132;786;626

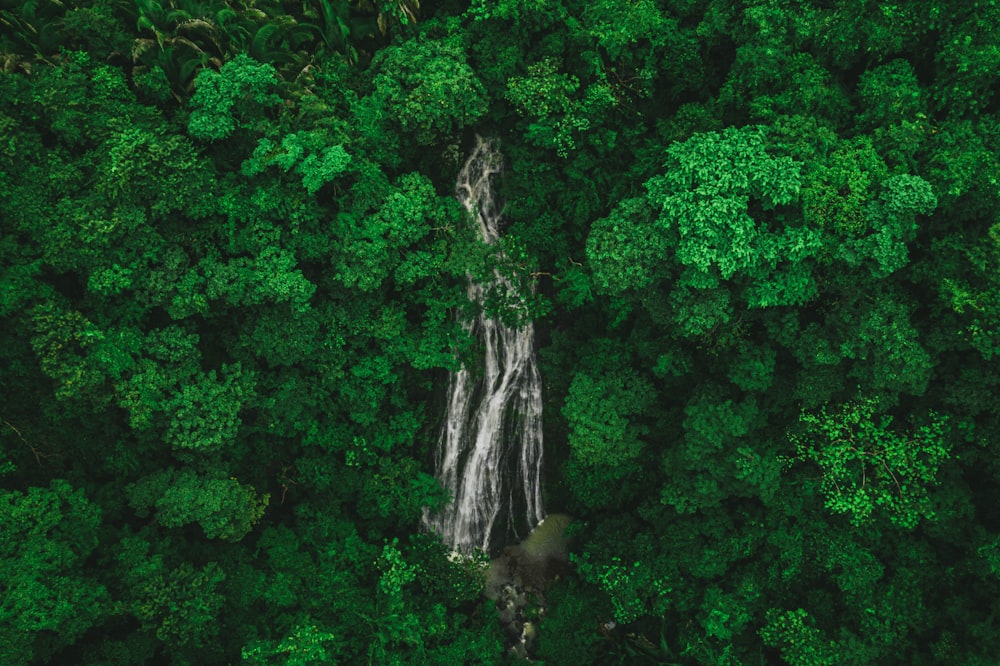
760;608;838;666
369;31;488;147
533;578;614;663
126;467;269;540
241;624;342;665
0;481;109;664
790;398;952;528
3;1;1000;663
187;54;280;140
563;368;653;468
114;535;227;652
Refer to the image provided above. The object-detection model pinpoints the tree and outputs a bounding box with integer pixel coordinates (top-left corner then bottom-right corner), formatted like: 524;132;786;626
587;124;811;338
368;31;488;147
126;467;269;541
760;608;839;666
7;1;1000;663
789;398;952;529
242;624;343;665
114;535;227;654
562;368;653;468
0;480;109;664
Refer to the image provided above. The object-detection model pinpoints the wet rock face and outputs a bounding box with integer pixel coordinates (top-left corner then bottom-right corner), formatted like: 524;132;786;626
483;514;572;659
494;582;538;659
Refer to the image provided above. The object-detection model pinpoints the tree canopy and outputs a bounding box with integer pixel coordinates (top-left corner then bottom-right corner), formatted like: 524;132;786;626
3;0;1000;663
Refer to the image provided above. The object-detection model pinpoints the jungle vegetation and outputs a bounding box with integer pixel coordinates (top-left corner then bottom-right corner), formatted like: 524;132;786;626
3;0;1000;663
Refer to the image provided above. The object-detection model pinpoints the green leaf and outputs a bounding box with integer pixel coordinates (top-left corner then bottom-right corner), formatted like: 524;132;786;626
187;54;280;140
790;398;952;528
127;467;269;541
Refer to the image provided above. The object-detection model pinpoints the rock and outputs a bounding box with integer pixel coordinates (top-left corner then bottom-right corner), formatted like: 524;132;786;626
483;514;574;661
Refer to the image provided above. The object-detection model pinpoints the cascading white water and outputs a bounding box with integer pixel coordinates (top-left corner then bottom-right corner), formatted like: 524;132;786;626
423;137;545;555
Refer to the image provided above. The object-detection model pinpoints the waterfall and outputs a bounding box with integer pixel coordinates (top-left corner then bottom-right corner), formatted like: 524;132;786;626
423;137;545;555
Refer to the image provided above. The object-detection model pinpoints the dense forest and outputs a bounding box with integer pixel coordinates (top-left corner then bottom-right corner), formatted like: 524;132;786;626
3;0;1000;663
